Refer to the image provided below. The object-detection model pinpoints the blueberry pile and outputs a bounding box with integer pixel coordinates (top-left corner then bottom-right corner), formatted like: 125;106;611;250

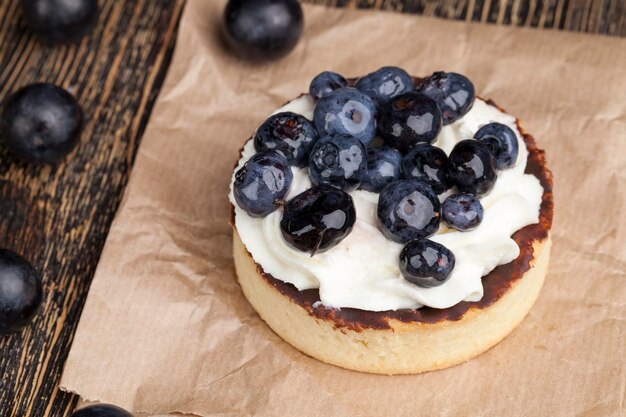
234;67;520;288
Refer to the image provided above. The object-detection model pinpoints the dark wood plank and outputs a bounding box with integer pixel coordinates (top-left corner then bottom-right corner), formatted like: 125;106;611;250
0;0;623;417
0;1;185;417
305;0;625;36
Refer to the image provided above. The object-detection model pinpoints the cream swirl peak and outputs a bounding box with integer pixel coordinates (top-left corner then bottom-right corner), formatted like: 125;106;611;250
229;96;543;311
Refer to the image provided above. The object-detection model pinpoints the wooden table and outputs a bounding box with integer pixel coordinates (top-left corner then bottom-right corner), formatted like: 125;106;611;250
0;1;623;416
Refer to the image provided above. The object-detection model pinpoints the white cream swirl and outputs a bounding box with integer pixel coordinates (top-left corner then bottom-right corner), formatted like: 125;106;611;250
229;95;543;311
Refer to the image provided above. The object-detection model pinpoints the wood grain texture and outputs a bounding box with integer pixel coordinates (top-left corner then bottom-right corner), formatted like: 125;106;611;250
306;0;625;36
0;1;623;417
0;1;186;416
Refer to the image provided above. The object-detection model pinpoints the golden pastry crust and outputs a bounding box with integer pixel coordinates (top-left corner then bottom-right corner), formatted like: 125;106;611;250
234;231;550;374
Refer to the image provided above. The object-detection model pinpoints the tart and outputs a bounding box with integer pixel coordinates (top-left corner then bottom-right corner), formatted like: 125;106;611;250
229;69;553;375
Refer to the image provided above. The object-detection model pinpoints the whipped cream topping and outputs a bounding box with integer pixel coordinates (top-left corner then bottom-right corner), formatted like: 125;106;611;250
229;95;543;311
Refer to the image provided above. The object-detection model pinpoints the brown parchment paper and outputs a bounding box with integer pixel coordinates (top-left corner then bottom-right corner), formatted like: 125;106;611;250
60;1;626;416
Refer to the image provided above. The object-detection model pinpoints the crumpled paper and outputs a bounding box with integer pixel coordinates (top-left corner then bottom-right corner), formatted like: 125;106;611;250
59;1;626;416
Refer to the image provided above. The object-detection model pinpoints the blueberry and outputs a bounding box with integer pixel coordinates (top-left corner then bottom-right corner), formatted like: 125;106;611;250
234;150;293;217
417;71;475;125
1;83;83;163
223;0;303;60
359;146;402;193
379;92;442;154
377;180;440;243
448;140;497;196
0;249;42;335
72;404;133;417
474;122;519;169
309;71;348;100
280;186;356;255
308;134;367;192
399;239;455;288
442;193;484;231
355;66;414;105
313;87;377;146
254;112;318;167
21;0;99;43
401;144;452;194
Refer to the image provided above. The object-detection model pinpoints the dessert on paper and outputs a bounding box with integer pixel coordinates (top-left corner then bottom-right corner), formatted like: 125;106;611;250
230;68;553;374
60;1;626;416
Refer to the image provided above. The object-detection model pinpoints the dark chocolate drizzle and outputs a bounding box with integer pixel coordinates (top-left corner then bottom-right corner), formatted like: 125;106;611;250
231;84;554;332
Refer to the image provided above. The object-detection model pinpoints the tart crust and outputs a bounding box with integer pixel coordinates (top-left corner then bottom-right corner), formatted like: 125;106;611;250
231;95;554;375
234;231;550;374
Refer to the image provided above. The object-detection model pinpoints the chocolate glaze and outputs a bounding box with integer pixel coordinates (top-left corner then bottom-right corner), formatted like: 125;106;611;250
231;82;554;332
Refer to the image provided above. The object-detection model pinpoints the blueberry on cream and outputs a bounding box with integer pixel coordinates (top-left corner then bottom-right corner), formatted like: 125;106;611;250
355;66;414;105
401;143;452;194
254;112;318;167
309;71;348;101
233;150;293;217
308;134;367;192
448;139;497;196
378;92;443;153
377;180;441;244
475;122;519;169
417;71;475;125
280;186;356;255
359;146;402;193
313;87;377;146
442;193;484;231
399;239;455;288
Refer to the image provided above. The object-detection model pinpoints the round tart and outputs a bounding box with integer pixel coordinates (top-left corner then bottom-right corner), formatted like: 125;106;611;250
229;70;554;375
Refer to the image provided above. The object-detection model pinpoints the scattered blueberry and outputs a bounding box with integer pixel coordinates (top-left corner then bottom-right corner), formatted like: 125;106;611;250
377;180;440;243
401;144;451;194
254;112;318;167
0;249;42;335
442;193;484;231
417;71;475;125
1;83;83;163
21;0;99;43
313;87;377;146
233;150;293;217
355;66;414;105
309;71;348;100
308;134;367;192
448;140;497;196
474;122;519;169
280;186;356;255
72;404;133;417
399;239;455;288
223;0;303;60
378;92;442;153
359;146;402;193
